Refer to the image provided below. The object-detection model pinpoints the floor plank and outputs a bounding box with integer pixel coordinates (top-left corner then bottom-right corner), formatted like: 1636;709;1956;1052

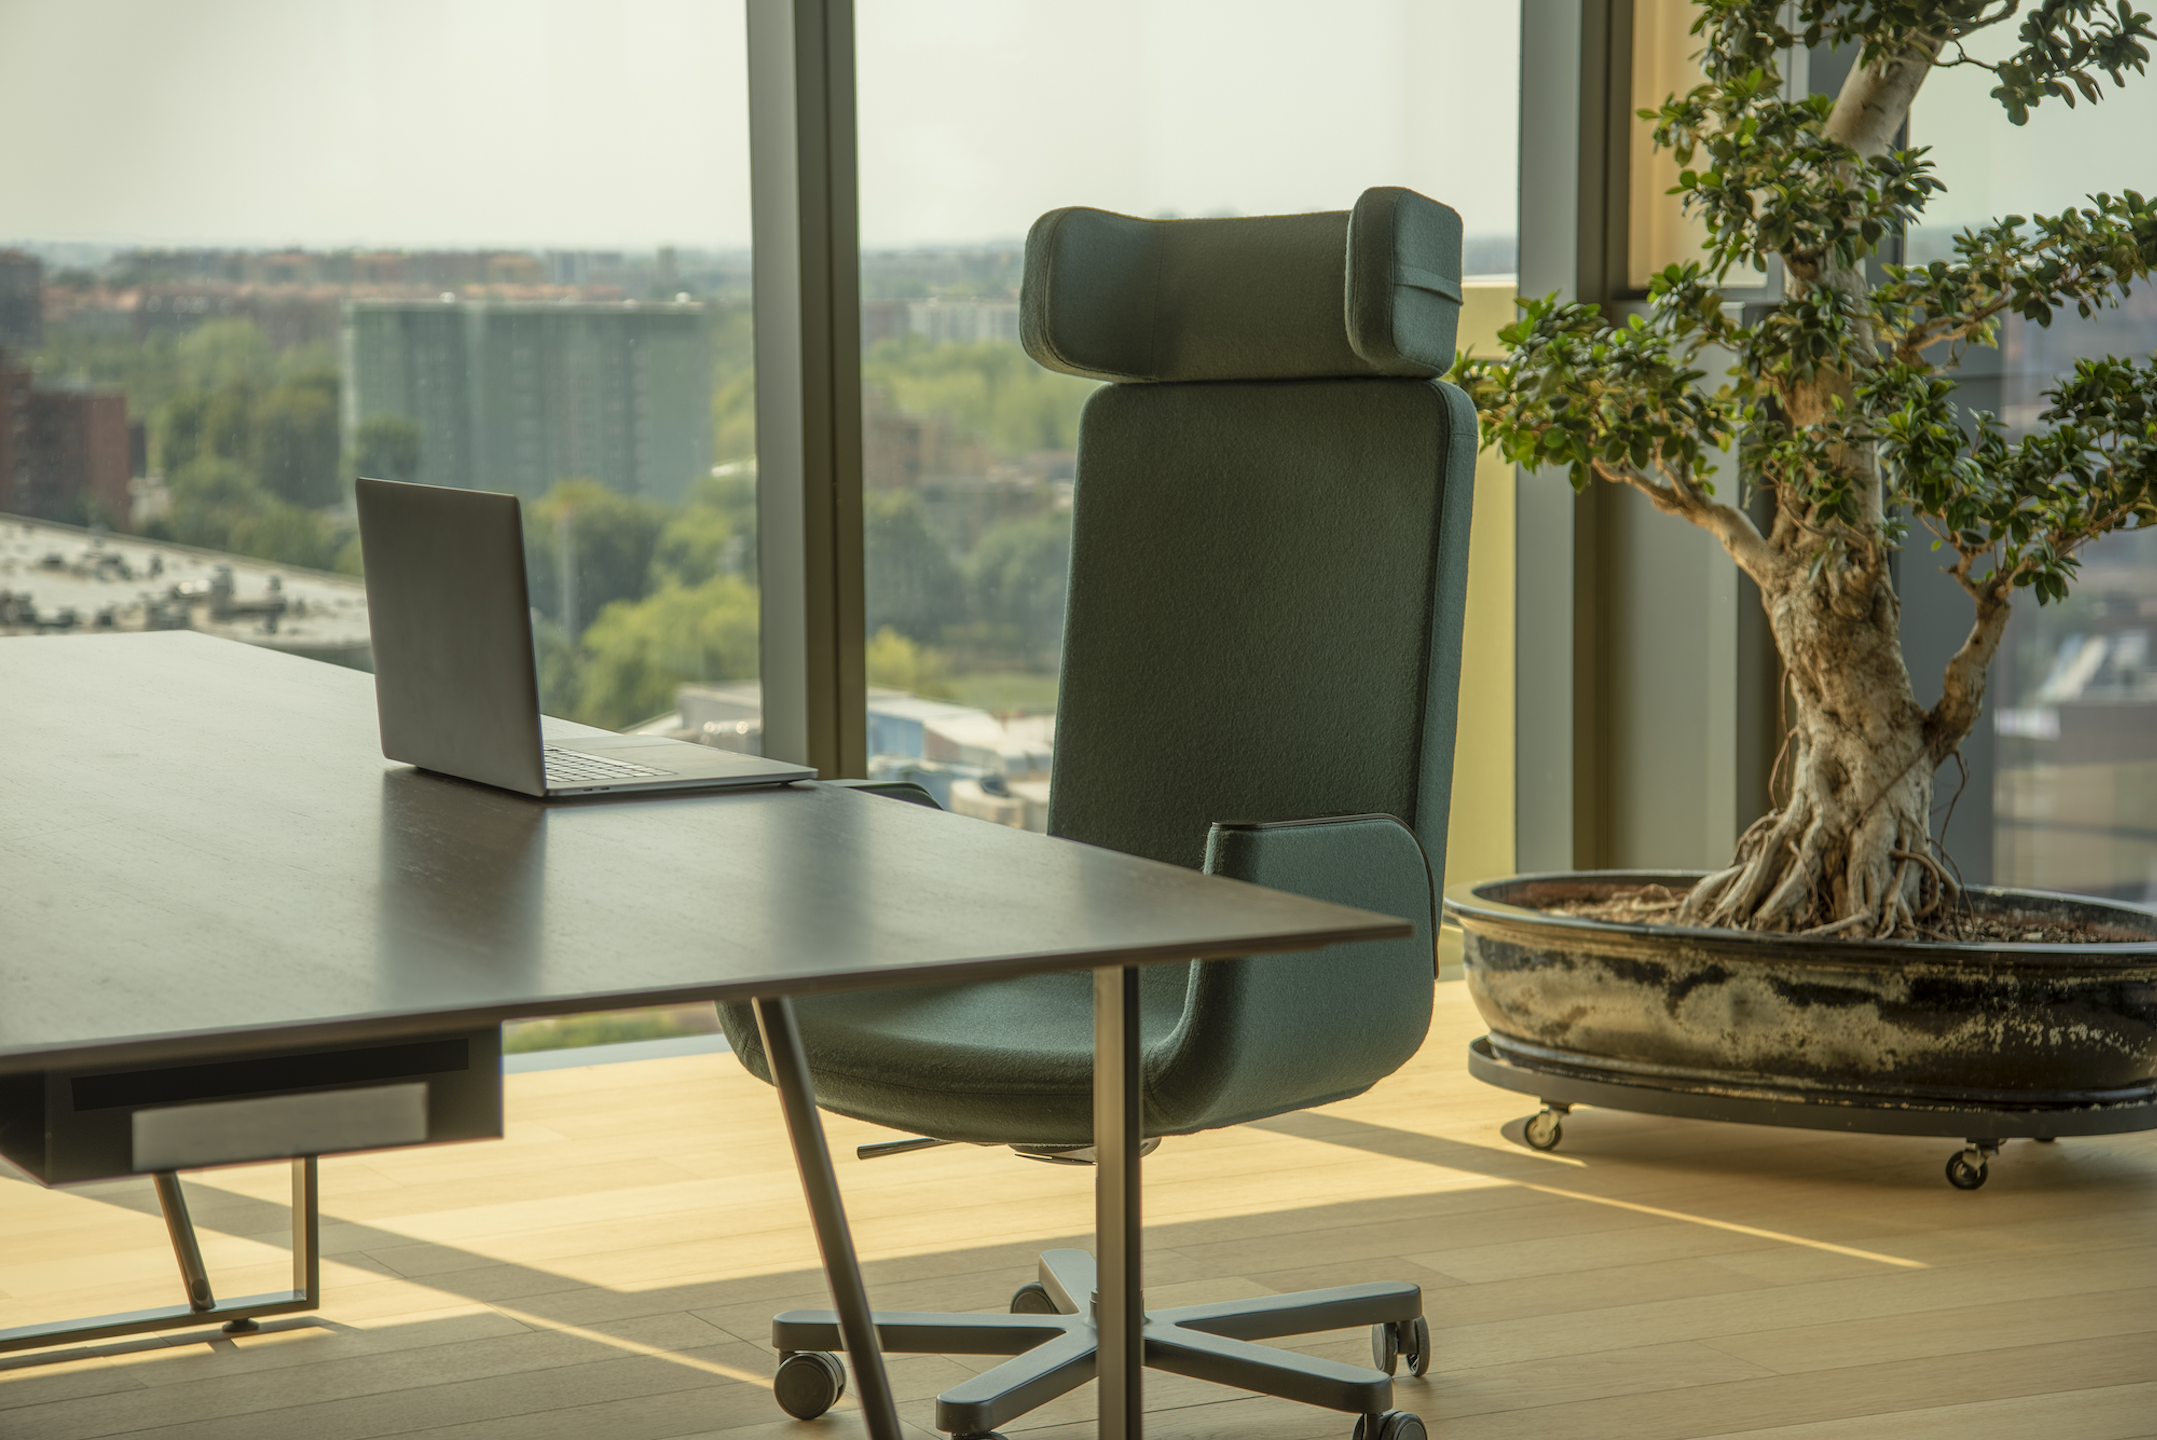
4;982;2152;1439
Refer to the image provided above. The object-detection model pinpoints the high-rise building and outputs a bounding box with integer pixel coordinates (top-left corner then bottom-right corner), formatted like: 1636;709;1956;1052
0;251;43;352
0;356;132;526
342;298;713;502
0;358;29;509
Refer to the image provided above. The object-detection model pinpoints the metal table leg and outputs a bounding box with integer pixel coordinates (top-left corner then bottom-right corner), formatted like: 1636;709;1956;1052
0;1157;321;1355
752;995;902;1440
1095;963;1143;1440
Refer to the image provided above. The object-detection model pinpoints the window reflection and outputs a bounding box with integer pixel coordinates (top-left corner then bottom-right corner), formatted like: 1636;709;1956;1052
1909;43;2157;902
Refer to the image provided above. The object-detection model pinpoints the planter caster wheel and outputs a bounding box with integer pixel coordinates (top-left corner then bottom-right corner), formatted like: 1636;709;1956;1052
1010;1281;1058;1314
1523;1106;1566;1152
1945;1149;1991;1191
1353;1410;1426;1440
1370;1316;1431;1377
774;1350;846;1419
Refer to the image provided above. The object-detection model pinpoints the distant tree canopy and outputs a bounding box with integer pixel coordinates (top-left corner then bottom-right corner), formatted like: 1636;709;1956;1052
864;335;1096;456
254;374;342;507
355;415;421;484
150;455;344;571
576;574;760;729
535;473;761;727
160;369;341;509
652;470;757;588
865;489;965;643
522;479;666;636
966;509;1071;670
866;625;956;700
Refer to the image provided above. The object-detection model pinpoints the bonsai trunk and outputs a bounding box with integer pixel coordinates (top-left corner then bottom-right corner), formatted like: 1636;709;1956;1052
1680;562;1958;937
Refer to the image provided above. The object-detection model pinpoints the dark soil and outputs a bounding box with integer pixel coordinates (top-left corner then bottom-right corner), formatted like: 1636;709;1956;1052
1544;882;2149;945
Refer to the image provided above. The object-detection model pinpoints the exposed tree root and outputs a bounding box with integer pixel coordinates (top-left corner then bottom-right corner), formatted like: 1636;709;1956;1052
1672;562;1976;940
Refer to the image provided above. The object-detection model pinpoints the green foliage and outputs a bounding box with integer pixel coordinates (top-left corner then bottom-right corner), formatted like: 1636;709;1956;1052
125;320;346;516
1872;351;2157;601
866;625;958;700
864;336;1096;456
1683;2;2154;124
967;510;1071;668
175;318;275;391
532;471;762;724
652;471;757;587
148;455;349;570
523;479;666;633
1453;288;1733;492
355;414;422;484
255;373;342;507
1452;0;2157;614
866;489;965;642
574;575;760;729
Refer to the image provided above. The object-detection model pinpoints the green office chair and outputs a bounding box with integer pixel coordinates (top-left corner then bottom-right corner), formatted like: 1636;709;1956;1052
721;185;1475;1440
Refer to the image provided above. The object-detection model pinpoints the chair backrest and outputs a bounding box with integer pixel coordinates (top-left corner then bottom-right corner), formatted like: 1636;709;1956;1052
1021;188;1479;1131
1026;188;1476;879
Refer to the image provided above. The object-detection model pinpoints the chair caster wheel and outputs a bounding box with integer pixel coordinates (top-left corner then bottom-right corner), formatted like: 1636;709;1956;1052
1353;1410;1426;1440
1010;1281;1058;1314
1369;1316;1430;1377
774;1350;846;1419
1523;1108;1563;1151
1945;1150;1989;1190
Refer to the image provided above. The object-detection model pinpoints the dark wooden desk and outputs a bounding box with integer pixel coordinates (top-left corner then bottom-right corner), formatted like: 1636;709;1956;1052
0;631;1409;1440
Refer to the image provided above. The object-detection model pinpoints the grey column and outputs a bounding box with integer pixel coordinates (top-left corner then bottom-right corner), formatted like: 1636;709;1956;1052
747;0;868;779
1514;0;1781;871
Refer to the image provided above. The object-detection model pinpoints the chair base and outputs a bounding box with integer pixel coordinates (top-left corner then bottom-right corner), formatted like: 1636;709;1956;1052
772;1248;1422;1436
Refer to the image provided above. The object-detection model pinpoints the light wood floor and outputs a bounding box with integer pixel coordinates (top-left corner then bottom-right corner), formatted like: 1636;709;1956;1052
5;981;2154;1440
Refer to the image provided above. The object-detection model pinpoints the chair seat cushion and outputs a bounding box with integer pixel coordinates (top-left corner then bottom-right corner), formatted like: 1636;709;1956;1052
719;964;1194;1147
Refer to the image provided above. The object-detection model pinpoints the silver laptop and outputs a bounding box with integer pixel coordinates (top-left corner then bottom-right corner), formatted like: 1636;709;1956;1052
355;476;814;797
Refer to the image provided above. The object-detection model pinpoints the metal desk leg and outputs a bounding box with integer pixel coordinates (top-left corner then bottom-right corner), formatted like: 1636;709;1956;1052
0;1156;321;1355
1095;963;1143;1440
152;1172;216;1312
752;996;901;1440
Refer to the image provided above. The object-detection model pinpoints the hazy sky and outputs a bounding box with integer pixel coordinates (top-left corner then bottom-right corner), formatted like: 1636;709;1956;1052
1906;20;2157;245
0;0;1521;255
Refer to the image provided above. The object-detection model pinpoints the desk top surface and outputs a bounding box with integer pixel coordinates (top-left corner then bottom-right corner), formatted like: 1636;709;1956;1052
0;632;1408;1074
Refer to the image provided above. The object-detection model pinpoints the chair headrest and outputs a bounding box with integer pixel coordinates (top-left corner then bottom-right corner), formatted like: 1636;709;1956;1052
1020;187;1461;384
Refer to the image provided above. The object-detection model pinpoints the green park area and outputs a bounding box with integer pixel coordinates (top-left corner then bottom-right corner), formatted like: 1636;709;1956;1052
26;296;1093;729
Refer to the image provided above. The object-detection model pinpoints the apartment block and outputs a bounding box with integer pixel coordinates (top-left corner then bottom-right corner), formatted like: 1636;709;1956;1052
343;298;713;502
0;354;131;527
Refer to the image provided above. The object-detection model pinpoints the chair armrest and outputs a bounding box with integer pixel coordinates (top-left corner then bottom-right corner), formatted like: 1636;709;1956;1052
1202;812;1436;950
821;779;943;810
1140;813;1436;1133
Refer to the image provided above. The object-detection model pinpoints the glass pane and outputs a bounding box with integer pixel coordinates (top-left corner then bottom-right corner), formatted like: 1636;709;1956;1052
2;0;758;752
3;1;755;1052
1629;0;1711;289
1909;45;2157;903
855;0;1522;830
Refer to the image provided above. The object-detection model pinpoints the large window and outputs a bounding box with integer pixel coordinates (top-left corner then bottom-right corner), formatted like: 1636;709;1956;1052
852;0;1522;828
1;0;758;742
1;0;756;1051
1909;38;2157;903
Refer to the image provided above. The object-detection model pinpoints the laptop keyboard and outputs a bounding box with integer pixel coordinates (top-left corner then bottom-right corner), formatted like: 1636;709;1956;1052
543;747;673;785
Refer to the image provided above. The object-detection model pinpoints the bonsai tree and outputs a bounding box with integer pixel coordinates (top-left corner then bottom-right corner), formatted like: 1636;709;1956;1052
1454;0;2157;938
